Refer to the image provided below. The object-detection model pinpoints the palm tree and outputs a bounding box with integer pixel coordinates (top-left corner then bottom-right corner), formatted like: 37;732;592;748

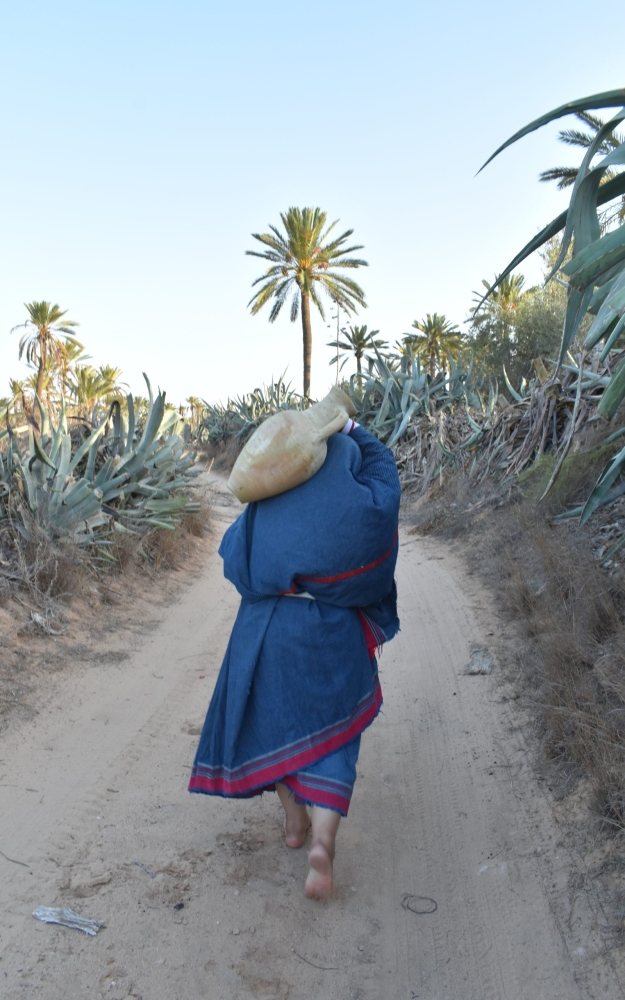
97;365;127;400
8;378;25;400
540;111;625;224
132;395;151;426
405;313;462;379
11;302;79;402
539;110;624;189
186;396;204;429
390;339;413;361
246;207;368;398
327;324;388;375
472;273;526;344
68;365;110;417
57;338;91;397
6;379;26;420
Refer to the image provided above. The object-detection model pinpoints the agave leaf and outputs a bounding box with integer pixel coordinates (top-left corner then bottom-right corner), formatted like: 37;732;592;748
158;408;180;436
478;89;625;173
599;315;625;361
563;224;625;289
561;285;596;361
585;269;625;348
33;434;57;472
587;276;620;316
503;366;523;402
466;410;484;434
99;472;131;500
68;420;108;473
52;498;108;531
143;495;189;515
598;140;625;170
48;435;72;511
34;394;51;441
93;455;116;487
581;442;625;523
117;391;166;475
60;479;91;508
598;356;625;420
602;529;625;563
0;422;28;444
466;429;485;449
387;399;422;447
110;400;122;443
86;435;100;482
125;394;136;453
12;449;37;509
49;398;67;464
552;166;603;278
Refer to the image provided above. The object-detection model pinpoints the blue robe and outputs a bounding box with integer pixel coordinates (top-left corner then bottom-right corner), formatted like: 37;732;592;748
189;425;400;814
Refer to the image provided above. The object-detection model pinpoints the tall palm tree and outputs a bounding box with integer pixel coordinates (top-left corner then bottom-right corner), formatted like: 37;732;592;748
246;207;368;398
11;302;79;402
405;313;462;379
327;324;388;375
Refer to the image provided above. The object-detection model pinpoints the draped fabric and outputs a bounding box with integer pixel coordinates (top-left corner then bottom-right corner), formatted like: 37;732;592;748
189;425;401;812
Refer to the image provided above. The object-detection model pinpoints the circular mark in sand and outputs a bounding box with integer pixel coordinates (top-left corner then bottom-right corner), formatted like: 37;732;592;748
401;893;437;915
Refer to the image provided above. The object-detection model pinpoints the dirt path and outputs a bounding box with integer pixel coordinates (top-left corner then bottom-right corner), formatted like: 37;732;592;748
0;483;621;1000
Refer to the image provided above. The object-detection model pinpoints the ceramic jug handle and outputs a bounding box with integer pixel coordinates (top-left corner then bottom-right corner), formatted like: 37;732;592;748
320;410;352;440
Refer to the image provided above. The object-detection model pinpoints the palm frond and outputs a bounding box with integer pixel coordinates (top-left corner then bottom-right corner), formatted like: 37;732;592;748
539;167;578;188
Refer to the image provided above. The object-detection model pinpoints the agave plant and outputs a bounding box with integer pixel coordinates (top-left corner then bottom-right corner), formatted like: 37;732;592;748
2;374;200;542
352;349;485;447
196;377;305;445
479;88;625;522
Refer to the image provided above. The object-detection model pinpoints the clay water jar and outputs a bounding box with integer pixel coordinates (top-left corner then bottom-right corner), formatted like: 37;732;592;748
227;386;357;503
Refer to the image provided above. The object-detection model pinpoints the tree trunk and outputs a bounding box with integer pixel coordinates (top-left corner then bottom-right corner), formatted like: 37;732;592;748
36;337;47;402
430;349;436;380
356;352;362;375
301;292;312;399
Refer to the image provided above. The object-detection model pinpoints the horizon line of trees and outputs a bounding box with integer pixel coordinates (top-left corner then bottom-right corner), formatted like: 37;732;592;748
1;300;205;430
320;238;573;393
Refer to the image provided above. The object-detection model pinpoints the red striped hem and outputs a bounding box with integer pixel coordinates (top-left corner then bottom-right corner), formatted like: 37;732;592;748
188;679;382;797
193;675;379;783
298;531;398;585
281;774;352;816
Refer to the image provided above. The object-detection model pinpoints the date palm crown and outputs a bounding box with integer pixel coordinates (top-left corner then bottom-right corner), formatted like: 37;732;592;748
246;207;368;398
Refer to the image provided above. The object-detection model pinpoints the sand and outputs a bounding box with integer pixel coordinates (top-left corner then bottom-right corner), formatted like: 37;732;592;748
0;481;620;999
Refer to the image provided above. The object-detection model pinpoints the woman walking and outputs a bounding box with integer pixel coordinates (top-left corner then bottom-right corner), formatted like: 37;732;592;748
189;418;400;898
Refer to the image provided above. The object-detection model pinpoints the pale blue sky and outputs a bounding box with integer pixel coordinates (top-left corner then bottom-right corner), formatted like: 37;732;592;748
1;1;624;404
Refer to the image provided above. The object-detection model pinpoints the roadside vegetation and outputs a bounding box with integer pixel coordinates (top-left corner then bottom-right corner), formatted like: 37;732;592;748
0;302;209;621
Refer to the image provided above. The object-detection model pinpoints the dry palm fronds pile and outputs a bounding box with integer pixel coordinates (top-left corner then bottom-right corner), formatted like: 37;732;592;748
394;350;625;508
393;410;474;490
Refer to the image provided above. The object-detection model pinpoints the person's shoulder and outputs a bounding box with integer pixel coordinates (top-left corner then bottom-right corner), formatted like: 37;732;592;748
326;429;361;468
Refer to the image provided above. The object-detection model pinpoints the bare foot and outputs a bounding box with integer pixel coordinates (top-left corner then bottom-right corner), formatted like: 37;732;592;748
276;783;310;848
282;815;311;849
304;843;334;899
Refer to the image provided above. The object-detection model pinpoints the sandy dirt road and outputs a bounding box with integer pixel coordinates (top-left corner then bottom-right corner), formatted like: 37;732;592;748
0;483;620;1000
